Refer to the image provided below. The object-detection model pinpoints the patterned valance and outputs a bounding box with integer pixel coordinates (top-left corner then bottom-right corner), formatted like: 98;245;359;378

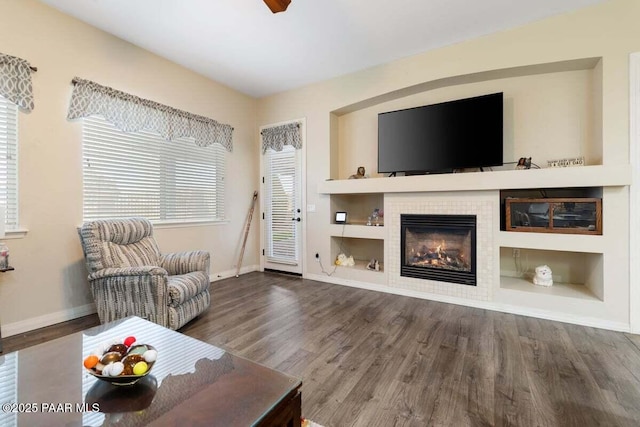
0;53;35;112
67;78;233;151
261;122;302;153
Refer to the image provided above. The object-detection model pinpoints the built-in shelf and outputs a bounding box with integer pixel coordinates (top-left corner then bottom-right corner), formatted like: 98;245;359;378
330;224;385;239
318;165;631;195
498;276;600;301
497;231;605;253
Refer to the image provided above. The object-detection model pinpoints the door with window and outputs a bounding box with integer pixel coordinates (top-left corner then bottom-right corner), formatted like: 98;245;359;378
261;121;304;275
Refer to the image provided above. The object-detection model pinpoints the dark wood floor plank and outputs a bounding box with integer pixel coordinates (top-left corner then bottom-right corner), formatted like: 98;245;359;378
328;299;429;426
493;312;539;427
4;272;640;427
562;323;640;424
353;380;421;427
449;309;496;427
304;329;386;420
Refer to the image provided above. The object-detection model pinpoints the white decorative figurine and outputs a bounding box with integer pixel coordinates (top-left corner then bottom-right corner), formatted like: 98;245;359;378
335;253;355;267
533;265;553;287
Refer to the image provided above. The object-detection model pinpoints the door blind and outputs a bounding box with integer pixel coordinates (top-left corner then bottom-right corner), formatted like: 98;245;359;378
265;145;298;264
0;96;18;230
83;116;225;223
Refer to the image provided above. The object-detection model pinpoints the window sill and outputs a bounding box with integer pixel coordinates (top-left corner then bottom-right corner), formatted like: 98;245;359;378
149;220;230;229
2;228;29;240
76;220;228;232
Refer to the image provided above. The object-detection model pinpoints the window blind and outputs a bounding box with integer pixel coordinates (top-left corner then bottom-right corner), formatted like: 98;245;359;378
264;145;298;264
83;116;225;223
0;352;18;427
0;96;18;230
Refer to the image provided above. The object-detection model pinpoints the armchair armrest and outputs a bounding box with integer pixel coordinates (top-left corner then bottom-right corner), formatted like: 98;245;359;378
160;251;210;276
86;266;170;328
88;266;168;281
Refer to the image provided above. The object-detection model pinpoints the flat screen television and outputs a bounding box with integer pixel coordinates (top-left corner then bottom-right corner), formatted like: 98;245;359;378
378;92;503;175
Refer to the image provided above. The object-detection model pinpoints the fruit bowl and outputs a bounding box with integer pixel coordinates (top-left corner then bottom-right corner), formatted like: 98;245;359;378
83;337;158;386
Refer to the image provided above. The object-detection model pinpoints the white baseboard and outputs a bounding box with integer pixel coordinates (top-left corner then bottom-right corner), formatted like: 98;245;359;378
1;303;97;338
1;266;260;338
305;273;631;333
210;264;259;282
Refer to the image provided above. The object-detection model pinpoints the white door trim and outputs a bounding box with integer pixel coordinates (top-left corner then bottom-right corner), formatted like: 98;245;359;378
630;52;640;333
259;118;307;275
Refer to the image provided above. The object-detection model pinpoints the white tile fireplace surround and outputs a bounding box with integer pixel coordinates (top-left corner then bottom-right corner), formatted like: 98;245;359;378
387;192;495;302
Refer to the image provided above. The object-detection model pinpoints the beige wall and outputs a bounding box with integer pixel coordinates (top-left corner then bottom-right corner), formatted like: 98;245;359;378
0;0;259;332
338;68;598;179
257;0;639;321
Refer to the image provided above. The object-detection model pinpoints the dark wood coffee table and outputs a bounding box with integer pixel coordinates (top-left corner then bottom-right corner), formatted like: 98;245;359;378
0;316;301;426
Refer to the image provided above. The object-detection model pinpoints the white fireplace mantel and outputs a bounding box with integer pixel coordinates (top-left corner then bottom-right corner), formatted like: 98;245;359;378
318;164;631;195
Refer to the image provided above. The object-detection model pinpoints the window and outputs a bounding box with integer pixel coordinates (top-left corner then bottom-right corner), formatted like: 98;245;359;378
82;116;225;223
0;95;18;230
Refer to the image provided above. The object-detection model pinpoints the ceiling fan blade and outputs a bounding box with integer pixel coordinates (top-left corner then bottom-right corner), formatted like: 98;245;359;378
263;0;291;14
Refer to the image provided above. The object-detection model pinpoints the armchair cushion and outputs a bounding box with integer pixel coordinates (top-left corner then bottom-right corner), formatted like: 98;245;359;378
79;218;161;272
167;271;210;307
101;238;160;269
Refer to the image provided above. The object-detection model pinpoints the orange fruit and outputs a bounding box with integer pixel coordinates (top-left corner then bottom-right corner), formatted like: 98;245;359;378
83;355;99;369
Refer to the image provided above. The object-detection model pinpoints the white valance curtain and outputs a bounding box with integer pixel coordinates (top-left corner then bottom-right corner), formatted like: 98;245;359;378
67;78;233;151
0;53;35;112
261;122;302;153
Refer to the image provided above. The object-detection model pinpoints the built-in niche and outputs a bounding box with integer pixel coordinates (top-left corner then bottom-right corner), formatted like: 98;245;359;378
331;236;384;272
330;193;384;225
499;247;603;301
330;58;603;180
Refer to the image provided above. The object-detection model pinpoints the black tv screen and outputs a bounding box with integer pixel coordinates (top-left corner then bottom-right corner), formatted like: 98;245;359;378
378;92;503;174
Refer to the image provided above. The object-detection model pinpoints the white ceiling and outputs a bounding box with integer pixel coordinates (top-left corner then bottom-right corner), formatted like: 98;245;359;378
40;0;606;98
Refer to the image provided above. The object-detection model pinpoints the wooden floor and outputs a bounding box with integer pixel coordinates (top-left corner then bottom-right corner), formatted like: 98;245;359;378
4;271;640;426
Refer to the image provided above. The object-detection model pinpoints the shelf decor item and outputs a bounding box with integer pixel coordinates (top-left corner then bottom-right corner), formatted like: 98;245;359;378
533;265;553;287
505;197;602;235
335;253;355;266
547;156;585;168
348;166;367;179
0;242;8;270
366;258;380;271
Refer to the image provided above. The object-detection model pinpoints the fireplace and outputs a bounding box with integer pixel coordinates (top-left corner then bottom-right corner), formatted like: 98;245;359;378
401;214;477;286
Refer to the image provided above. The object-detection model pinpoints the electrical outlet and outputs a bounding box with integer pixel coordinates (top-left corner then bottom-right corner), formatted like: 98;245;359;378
315;253;320;262
513;249;521;258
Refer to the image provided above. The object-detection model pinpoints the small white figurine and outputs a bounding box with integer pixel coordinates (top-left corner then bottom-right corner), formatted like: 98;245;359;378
335;253;355;267
533;265;553;287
